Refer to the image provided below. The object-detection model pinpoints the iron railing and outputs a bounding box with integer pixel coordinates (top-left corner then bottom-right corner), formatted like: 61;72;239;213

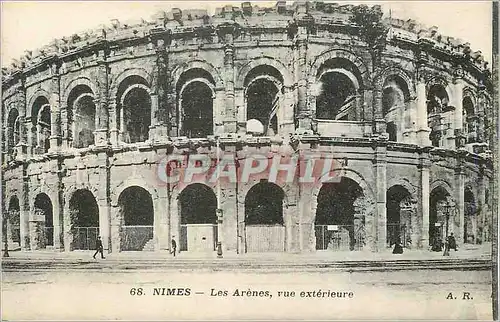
315;225;365;251
44;227;54;247
387;223;408;247
73;227;99;250
120;225;153;251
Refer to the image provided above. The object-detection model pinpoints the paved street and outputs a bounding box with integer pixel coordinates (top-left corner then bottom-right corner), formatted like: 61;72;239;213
2;266;493;320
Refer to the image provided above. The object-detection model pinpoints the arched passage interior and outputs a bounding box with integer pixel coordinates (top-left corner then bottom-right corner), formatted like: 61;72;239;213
245;65;283;136
5;196;21;249
177;69;215;138
178;183;217;252
429;186;453;247
386;185;414;248
34;193;53;248
118;186;154;251
315;177;364;251
69;189;99;250
464;188;477;244
244;181;285;252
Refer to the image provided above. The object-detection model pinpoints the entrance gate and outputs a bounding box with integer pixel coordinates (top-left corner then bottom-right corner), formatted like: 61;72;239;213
245;225;285;252
74;227;99;250
315;225;364;251
180;224;218;252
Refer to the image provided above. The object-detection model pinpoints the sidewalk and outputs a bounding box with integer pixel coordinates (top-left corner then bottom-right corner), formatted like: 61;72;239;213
2;242;492;263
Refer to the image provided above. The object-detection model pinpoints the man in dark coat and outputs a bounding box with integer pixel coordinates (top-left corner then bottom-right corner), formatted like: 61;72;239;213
93;236;105;259
171;239;177;257
447;233;458;251
392;238;404;254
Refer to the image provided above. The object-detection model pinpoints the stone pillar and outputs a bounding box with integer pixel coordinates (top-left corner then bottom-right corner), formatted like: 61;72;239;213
95;52;109;147
453;79;465;149
373;88;386;134
110;204;122;253
455;164;466;245
109;99;119;147
477;90;486;143
416;78;431;146
220;24;237;133
153;36;171;140
19;185;30;250
15;86;28;158
49;63;61;152
402;97;418;144
96;152;111;251
417;149;431;248
221;182;238;253
295;24;310;130
281;87;296;135
155;195;170;251
51;189;63;251
374;145;387;251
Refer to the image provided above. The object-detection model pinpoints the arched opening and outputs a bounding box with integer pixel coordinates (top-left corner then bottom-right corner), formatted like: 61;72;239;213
6;196;21;250
246;78;279;135
178;183;217;252
463;97;477;143
382;76;409;142
427;84;449;147
117;76;151;144
67;85;94;148
245;181;285;252
73;95;96;148
464;188;477;244
244;65;283;136
316;71;357;121
429;186;453;248
34;193;53;248
7;108;19;154
315;177;364;251
315;58;362;121
180;81;214;138
69;189;99;250
118;186;154;251
31;97;51;153
386;185;414;248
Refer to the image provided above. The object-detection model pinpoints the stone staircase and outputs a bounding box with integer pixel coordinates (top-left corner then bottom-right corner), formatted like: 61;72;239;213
142;238;155;251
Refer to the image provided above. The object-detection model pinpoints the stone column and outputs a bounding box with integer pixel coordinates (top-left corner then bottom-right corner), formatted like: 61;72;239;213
416;77;431;146
109;98;119;147
153;36;171;140
374;145;387;251
96;151;111;251
220;24;237;133
19;189;30;250
95;52;109;147
417;148;431;248
49;63;61;152
15;86;28;157
453;78;464;149
373;88;386;134
295;24;310;130
110;204;122;253
221;181;238;253
403;97;418;144
154;195;170;251
281;86;296;135
455;163;466;245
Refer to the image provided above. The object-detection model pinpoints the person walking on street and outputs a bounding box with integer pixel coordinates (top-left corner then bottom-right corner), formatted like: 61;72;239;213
93;236;105;259
447;233;458;251
171;239;177;257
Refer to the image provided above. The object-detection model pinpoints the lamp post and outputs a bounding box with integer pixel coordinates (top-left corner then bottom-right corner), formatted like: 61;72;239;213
215;136;223;258
3;218;9;258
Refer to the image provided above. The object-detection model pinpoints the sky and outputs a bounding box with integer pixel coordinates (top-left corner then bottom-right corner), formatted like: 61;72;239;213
0;1;493;67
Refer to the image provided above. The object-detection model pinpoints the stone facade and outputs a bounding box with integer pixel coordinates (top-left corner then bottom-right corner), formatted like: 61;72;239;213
1;2;494;254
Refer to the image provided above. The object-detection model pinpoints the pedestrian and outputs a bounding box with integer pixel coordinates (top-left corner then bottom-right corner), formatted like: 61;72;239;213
392;238;404;254
170;239;177;257
93;236;105;259
447;233;458;251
